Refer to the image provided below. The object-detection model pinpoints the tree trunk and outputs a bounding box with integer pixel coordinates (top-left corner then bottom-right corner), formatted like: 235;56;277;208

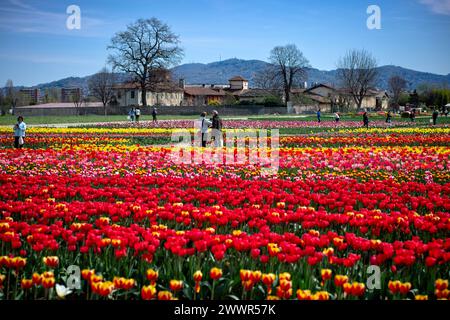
141;84;147;107
104;103;108;116
284;88;290;107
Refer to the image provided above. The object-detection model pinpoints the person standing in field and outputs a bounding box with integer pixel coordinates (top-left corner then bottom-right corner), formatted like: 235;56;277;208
152;107;158;123
317;109;321;123
211;110;223;147
13;116;26;148
199;112;212;148
386;111;392;123
135;107;141;122
334;112;340;123
432;109;439;125
363;112;369;129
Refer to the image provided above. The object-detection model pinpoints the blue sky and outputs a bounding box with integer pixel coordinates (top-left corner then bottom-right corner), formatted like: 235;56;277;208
1;0;449;86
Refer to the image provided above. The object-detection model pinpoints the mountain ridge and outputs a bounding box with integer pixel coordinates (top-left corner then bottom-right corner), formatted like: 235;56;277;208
25;58;450;92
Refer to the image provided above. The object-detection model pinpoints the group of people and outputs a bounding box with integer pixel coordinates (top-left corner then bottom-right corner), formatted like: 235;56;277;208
317;110;341;123
198;110;223;148
128;107;158;123
127;107;141;122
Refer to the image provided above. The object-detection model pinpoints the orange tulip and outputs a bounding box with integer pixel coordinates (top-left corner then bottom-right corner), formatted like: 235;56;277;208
297;289;312;300
279;272;291;281
240;269;251;282
262;273;276;294
10;257;27;269
158;290;173;300
141;285;157;300
321;269;332;281
0;274;5;288
388;280;401;294
399;282;412;295
43;256;59;268
97;281;114;296
81;269;95;281
279;279;292;291
210;267;223;280
435;279;448;291
334;275;349;287
193;270;202;294
313;291;330;300
193;271;203;282
42;276;55;289
251;270;262;283
32;273;42;286
146;269;158;285
21;279;33;290
169;280;183;292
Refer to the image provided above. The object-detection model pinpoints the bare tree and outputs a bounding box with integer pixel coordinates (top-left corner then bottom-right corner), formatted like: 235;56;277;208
388;75;407;111
337;49;378;111
5;80;18;114
253;65;282;90
72;89;83;115
107;18;183;107
269;44;310;106
88;67;116;115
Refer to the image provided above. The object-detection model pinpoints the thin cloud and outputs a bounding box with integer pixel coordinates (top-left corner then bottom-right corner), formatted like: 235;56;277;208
0;0;108;37
419;0;450;15
0;52;97;65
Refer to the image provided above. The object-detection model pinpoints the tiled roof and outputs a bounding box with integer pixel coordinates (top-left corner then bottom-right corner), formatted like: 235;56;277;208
184;87;226;96
114;82;183;93
229;76;248;81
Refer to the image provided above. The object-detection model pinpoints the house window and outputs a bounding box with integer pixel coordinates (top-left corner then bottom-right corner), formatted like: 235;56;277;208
117;91;122;99
130;91;135;99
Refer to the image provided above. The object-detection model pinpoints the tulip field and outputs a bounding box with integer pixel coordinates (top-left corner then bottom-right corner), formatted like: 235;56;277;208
0;119;449;301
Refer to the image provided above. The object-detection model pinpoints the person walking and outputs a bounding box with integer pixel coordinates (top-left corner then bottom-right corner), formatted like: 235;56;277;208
152;107;158;123
363;112;369;129
199;112;212;148
334;112;340;123
410;109;416;122
135;107;141;122
386;111;392;124
432;109;439;125
211;110;223;147
128;108;135;122
13;116;26;148
317;109;321;123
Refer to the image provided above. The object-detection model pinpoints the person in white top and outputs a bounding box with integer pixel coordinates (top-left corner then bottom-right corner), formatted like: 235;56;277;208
334;112;340;123
198;112;212;147
13;116;27;148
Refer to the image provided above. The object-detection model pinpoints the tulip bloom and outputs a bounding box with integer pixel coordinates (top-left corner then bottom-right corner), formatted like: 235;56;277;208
21;279;33;290
210;267;223;280
169;280;183;292
141;285;157;300
334;275;349;287
262;273;276;294
158;290;173;300
42;276;56;289
193;270;203;294
43;256;59;268
146;269;159;285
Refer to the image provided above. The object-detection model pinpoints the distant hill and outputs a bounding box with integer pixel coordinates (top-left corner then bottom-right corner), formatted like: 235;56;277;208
26;59;450;92
172;59;450;90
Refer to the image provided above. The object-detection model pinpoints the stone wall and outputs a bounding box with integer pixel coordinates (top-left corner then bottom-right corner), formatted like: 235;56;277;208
15;105;288;117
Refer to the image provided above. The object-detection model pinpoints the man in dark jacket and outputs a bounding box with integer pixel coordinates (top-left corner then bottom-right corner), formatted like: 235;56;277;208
211;110;223;147
363;112;369;129
432;109;439;125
